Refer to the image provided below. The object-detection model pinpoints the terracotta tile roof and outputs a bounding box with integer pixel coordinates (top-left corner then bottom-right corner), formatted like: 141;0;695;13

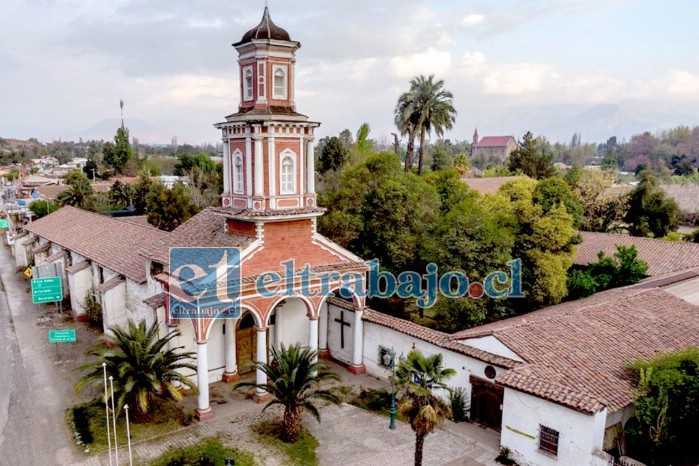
474;136;516;147
142;208;255;266
25;207;169;283
96;276;124;294
143;293;166;309
575;231;699;276
114;216;155;229
461;176;527;195
452;288;699;414
240;261;368;284
34;185;68;200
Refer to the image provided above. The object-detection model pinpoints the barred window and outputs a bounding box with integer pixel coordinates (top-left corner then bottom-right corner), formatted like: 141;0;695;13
539;425;559;456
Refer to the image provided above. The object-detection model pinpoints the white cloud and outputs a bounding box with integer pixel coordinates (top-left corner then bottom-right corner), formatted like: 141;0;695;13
666;70;699;98
390;48;452;79
482;63;558;96
461;14;485;28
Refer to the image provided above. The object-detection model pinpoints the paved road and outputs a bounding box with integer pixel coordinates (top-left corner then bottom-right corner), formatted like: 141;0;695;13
0;246;81;465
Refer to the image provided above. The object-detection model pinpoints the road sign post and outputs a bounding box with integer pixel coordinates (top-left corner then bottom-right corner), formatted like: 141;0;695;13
31;277;63;304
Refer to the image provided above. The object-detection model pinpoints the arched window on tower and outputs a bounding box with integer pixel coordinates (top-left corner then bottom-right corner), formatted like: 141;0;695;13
280;155;295;194
233;153;244;193
273;67;287;100
244;68;254;101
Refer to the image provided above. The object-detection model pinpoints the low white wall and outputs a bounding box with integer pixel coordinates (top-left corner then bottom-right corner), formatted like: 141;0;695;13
362;318;509;406
101;281;127;333
501;388;608;466
68;267;92;317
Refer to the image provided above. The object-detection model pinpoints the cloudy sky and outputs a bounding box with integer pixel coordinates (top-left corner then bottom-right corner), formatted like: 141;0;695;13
1;0;698;145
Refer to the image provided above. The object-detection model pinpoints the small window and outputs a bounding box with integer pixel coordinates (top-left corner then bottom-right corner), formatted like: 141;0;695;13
280;156;294;194
539;425;559;456
244;69;254;101
234;155;244;194
273;68;286;99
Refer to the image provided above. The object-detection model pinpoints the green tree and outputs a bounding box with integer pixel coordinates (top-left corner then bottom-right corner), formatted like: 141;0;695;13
103;126;133;173
57;177;94;210
234;344;341;443
396;350;455;466
109;180;135;208
82;159;100;181
146;183;199;231
625;169;679;237
75;320;196;422
429;140;454;172
133;172;155;214
533;177;584;228
564;167;625;232
508;132;555;179
29;199;58;218
566;245;649;299
318;136;349;174
395;89;419;172
625;347;699;465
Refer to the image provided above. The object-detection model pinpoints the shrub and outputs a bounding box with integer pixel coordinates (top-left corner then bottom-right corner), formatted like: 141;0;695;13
71;405;94;445
449;387;469;423
83;288;102;328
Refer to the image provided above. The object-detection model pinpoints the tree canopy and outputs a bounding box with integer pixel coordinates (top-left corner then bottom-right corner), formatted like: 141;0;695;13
508;131;555;180
625;169;679;237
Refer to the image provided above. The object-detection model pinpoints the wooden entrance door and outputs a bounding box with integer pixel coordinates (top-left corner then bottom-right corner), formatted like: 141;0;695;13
236;313;257;374
470;376;504;431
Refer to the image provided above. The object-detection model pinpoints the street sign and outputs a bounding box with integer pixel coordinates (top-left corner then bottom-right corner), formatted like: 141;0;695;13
24;268;32;278
49;329;76;343
0;219;8;229
31;277;63;304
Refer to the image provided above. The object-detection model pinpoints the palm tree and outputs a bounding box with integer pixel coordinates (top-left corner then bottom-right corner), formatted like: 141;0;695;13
396;349;456;466
57;178;94;209
395;88;419;172
235;344;341;443
396;75;457;175
75;320;197;423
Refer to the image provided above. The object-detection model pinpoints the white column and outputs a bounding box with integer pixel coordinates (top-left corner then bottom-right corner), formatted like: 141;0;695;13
309;316;319;352
318;303;328;352
352;308;363;367
255;327;268;395
222;139;231;194
253;129;264;197
306;138;315;194
268;132;276;207
224;321;237;375
274;310;282;348
245;136;253;199
299;135;304;199
196;341;211;416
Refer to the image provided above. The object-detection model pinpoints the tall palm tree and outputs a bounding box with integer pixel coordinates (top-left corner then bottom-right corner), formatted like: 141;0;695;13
235;344;341;443
396;349;456;466
396;75;457;175
57;178;95;209
395;90;419;172
75;320;197;422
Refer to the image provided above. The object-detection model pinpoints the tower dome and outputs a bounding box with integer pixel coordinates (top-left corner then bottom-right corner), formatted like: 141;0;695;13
235;7;291;46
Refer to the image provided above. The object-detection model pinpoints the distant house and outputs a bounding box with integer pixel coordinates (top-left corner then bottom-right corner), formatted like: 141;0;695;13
471;128;518;163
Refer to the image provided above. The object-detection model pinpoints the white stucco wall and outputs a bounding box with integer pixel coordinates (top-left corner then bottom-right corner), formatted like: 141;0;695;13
501;388;608;466
68;267;92;317
13;235;33;268
327;303;355;365
276;298;310;348
457;336;525;362
124;279;160;328
101;281;127;333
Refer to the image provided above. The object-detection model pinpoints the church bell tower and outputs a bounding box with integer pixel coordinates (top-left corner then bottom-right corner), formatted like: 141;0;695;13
215;6;320;216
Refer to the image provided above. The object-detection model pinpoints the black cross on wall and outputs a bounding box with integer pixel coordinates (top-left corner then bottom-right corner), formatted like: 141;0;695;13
334;310;351;348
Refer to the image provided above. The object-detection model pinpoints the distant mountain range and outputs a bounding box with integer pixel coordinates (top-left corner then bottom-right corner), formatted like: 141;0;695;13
474;100;699;144
66;118;175;144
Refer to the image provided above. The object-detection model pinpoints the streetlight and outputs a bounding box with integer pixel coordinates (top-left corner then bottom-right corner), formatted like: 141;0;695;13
383;348;404;430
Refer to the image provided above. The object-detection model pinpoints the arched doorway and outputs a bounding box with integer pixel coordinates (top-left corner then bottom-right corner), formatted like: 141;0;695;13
236;313;257;374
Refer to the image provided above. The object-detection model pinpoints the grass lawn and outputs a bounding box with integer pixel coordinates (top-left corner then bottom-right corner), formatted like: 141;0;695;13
147;437;256;466
68;398;189;453
252;420;319;466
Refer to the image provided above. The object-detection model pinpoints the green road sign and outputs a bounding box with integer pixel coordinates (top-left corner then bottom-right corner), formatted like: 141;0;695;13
0;219;9;229
49;329;76;343
31;277;63;304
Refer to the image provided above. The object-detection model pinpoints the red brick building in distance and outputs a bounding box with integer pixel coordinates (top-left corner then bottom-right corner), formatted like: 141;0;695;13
471;128;518;163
